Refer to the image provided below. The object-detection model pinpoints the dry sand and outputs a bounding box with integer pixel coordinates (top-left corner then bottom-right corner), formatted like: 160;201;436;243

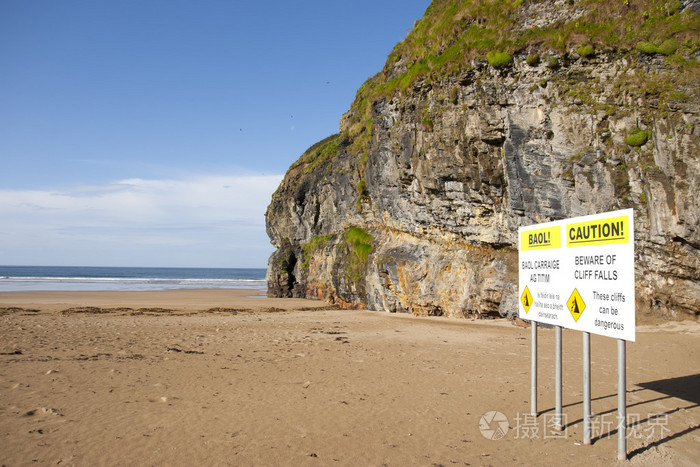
1;289;698;466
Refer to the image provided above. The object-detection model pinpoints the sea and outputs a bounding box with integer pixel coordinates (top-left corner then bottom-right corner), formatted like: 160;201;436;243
0;266;267;292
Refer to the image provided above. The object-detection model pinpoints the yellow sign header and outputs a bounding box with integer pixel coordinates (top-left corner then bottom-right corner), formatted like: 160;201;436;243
566;215;629;247
520;226;561;251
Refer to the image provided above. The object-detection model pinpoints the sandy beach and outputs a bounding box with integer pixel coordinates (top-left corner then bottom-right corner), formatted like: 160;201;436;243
1;289;698;466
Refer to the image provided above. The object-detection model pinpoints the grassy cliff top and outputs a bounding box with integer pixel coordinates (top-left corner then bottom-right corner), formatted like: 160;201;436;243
339;0;699;148
388;0;698;70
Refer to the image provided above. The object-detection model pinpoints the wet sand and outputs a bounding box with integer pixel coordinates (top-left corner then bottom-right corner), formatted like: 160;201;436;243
1;289;698;466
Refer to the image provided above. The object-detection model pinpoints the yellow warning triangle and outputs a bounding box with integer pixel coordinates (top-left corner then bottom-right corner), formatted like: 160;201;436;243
567;288;585;322
521;286;533;313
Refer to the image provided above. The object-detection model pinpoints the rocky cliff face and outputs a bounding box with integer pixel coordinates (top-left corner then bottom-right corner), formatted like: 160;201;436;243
266;0;699;319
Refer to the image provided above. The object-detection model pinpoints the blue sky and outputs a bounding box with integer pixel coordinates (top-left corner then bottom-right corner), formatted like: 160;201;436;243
0;0;430;268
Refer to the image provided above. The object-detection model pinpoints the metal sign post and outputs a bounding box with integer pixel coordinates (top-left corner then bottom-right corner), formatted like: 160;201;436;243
531;321;537;416
583;331;591;445
618;339;627;460
555;325;562;429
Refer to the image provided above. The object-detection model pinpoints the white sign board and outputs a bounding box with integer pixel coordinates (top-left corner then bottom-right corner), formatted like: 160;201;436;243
518;209;635;341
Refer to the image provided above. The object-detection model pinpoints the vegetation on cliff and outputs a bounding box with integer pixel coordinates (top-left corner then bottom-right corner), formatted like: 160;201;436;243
338;227;375;292
282;0;698;179
288;133;340;174
340;0;699;156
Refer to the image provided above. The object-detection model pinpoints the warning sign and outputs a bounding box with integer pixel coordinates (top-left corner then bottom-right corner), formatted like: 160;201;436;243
521;286;533;313
567;289;585;322
518;209;635;341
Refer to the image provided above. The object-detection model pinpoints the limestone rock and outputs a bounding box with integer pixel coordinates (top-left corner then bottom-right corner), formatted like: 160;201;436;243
266;1;699;320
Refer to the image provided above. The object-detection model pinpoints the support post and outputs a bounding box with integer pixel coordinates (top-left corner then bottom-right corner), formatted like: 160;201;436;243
531;321;537;416
617;339;627;460
555;325;562;430
583;331;591;445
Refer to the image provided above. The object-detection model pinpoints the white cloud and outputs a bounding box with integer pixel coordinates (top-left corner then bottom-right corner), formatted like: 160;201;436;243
0;173;283;267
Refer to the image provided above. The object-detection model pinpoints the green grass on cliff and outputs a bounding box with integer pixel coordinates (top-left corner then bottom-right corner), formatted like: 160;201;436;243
301;234;333;270
385;0;696;71
289;133;340;174
344;227;374;261
637;37;681;54
339;0;699;152
626;127;652;146
284;0;698;178
486;51;513;67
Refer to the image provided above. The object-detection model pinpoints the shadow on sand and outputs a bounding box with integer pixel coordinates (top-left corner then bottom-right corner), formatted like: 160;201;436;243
637;373;700;405
544;373;699;457
623;373;700;459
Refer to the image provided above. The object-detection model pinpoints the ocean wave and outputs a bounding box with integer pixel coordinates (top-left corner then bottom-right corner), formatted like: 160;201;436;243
1;276;265;283
0;276;267;292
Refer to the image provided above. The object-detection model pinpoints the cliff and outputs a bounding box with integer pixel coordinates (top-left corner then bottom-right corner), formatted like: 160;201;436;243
266;0;700;319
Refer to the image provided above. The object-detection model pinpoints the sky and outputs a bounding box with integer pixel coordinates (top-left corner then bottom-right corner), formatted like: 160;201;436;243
0;0;430;268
